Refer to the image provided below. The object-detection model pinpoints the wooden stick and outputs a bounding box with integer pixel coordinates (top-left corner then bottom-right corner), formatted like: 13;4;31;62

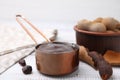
16;15;50;42
16;17;37;44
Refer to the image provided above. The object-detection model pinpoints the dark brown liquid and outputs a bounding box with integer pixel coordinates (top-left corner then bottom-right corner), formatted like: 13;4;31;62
37;42;74;54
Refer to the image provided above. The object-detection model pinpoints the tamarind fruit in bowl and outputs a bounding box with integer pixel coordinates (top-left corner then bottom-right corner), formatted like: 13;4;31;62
101;17;119;30
76;17;120;33
77;19;91;31
89;23;106;32
93;17;103;23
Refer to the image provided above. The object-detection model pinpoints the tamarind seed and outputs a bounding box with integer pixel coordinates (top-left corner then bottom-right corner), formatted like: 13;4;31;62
19;59;26;66
22;65;32;74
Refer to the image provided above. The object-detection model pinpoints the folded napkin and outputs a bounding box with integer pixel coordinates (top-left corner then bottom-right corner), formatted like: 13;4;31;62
0;25;57;74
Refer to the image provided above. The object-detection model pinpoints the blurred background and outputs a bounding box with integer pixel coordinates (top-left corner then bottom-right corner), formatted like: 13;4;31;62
0;0;120;25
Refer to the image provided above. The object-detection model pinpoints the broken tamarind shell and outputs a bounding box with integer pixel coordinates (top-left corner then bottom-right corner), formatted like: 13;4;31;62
103;50;120;66
88;51;101;69
97;59;113;80
79;47;113;80
79;46;95;68
88;51;113;80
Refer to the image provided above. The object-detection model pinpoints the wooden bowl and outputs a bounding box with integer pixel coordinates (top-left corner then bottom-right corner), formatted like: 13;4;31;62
74;26;120;54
